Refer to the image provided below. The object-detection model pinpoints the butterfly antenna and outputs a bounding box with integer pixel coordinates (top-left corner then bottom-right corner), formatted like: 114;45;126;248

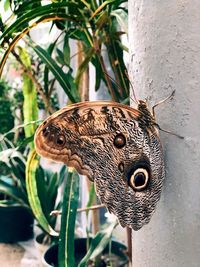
103;72;124;96
156;124;184;139
152;90;175;116
103;71;138;105
124;70;138;104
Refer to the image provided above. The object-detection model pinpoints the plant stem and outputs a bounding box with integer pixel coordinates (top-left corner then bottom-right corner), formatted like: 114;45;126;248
12;49;54;114
77;41;89;101
50;204;105;216
92;31;117;101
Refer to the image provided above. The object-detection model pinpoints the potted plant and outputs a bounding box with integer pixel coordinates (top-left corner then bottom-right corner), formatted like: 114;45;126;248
0;145;34;243
0;134;65;251
0;79;34;243
26;154;129;266
43;233;129;267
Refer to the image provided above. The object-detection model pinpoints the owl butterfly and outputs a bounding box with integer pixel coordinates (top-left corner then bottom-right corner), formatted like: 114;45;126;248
34;99;165;230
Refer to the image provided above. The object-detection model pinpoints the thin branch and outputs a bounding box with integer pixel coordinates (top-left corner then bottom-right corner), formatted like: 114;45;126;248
50;204;105;216
77;41;89;101
78;203;105;213
126;227;132;262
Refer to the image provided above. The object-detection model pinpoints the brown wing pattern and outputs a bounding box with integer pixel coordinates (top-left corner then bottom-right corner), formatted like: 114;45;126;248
35;101;165;230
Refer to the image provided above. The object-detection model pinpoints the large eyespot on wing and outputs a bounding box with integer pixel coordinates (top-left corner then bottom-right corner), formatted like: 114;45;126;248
126;157;151;192
129;168;149;191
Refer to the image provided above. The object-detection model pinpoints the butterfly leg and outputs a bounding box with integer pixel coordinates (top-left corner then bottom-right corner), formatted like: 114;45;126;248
152;90;175;117
156;124;184;139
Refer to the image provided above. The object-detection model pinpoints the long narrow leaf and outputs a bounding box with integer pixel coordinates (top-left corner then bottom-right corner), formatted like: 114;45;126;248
58;171;79;267
0;120;41;140
26;150;58;236
0;14;75;77
44;42;56;95
0;2;77;42
0;179;28;206
86;184;96;216
29;41;80;103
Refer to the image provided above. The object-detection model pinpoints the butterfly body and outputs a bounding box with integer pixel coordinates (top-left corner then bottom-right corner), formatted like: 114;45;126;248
35;101;165;230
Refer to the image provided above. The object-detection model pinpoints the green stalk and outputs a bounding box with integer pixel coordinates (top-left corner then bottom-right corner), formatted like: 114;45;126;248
18;47;38;150
58;171;79;267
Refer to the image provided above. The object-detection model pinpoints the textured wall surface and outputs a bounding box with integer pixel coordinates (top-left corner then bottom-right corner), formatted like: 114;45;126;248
129;1;200;266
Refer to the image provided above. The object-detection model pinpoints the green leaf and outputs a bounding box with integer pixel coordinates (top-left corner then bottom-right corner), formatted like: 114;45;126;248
0;3;76;43
109;0;128;10
56;48;66;66
0;199;24;207
44;41;58;95
3;0;10;12
58;165;67;186
93;57;102;91
67;28;92;47
63;35;70;65
9;158;26;189
18;47;38;150
17;135;34;150
0;120;41;140
78;220;118;267
111;9;128;34
105;36;129;100
0;148;25;167
29;41;80;103
26;150;58;236
58;171;79;267
0;178;28;206
35;167;49;219
86;184;95;216
121;97;129;105
47;172;59;212
96;11;110;31
75;47;95;86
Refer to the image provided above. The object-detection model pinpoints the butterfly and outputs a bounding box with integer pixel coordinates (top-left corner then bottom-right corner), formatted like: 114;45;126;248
34;99;165;230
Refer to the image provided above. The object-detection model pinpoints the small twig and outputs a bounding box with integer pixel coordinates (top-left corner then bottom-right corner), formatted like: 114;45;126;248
79;204;105;212
50;204;105;217
126;227;132;262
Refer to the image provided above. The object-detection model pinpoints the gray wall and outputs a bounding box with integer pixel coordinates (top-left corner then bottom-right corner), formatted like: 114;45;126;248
129;1;200;266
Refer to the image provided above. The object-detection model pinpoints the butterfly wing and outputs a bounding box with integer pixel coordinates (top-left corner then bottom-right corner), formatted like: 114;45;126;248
35;101;165;230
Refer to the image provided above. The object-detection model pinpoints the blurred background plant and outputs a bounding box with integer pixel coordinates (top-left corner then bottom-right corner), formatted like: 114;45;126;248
0;0;130;266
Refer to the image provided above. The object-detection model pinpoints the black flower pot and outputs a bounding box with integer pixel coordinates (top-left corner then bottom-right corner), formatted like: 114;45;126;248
43;238;129;267
0;205;33;243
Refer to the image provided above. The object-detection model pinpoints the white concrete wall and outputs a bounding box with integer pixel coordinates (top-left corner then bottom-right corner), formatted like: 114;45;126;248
129;1;200;266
